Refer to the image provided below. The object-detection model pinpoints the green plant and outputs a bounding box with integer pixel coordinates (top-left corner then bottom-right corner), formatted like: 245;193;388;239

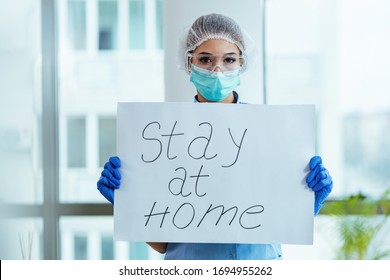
324;189;390;260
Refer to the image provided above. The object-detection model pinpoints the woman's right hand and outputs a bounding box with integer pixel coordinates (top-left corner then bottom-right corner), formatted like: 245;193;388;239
97;156;121;204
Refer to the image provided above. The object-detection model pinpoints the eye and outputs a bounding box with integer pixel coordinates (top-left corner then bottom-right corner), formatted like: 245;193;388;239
224;56;237;64
198;56;213;64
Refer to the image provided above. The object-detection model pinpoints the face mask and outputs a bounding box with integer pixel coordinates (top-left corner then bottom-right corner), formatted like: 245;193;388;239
189;65;241;102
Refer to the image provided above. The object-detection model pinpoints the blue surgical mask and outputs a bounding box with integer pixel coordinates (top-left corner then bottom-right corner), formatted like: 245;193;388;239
189;65;241;102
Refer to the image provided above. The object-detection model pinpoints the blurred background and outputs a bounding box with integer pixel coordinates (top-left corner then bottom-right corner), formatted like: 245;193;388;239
0;0;389;259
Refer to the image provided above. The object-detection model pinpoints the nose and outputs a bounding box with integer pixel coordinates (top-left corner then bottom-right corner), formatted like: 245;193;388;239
210;64;223;72
210;57;225;72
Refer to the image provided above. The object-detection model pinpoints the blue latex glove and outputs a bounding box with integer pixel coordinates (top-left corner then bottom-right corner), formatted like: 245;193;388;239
306;156;333;215
97;156;121;204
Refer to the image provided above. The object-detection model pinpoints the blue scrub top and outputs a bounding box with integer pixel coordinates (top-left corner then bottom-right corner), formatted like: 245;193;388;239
162;92;283;260
165;243;282;260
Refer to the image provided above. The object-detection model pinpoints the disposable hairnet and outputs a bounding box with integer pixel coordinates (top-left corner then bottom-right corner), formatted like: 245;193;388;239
177;13;258;73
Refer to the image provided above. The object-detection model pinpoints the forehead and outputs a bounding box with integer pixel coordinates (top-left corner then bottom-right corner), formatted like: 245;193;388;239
193;39;240;54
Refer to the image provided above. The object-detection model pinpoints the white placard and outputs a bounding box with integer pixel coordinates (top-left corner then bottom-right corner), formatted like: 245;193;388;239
114;103;315;244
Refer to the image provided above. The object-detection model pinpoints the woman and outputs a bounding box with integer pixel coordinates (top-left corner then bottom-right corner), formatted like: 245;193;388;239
97;13;333;260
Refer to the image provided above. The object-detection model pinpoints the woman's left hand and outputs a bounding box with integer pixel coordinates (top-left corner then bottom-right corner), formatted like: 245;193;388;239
306;156;333;215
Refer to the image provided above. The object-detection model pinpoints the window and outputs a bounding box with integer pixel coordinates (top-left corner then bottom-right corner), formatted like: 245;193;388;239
101;235;114;259
129;242;149;260
56;0;164;259
0;1;42;205
60;217;155;260
129;0;146;49
266;0;390;259
265;0;390;198
99;117;116;167
0;218;43;260
98;0;118;50
155;0;164;49
343;113;390;195
67;0;86;50
74;234;88;259
67;117;86;168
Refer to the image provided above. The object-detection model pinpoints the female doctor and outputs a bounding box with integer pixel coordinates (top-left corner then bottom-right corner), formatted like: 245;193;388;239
97;13;333;260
